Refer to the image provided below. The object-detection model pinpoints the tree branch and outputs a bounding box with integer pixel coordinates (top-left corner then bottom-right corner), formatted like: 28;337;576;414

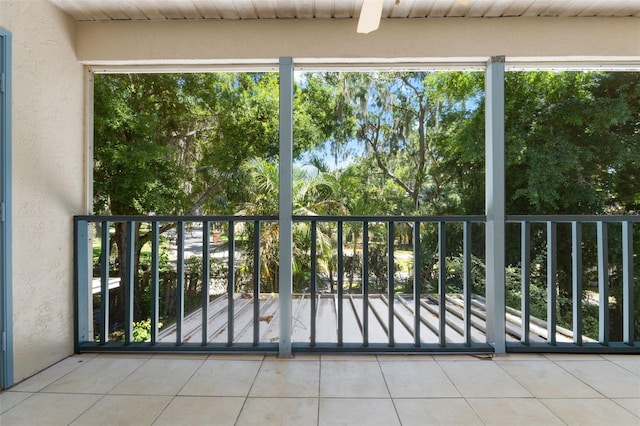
365;119;416;200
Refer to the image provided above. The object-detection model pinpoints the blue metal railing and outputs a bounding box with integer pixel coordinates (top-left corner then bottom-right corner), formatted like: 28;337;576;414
74;215;279;352
291;215;489;352
507;215;639;353
74;214;638;353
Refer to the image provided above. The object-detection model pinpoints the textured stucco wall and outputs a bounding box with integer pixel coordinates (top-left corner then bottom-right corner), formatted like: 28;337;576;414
77;17;640;67
0;0;84;383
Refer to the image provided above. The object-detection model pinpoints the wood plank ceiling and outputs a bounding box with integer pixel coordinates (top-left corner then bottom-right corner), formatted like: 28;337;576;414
49;0;640;22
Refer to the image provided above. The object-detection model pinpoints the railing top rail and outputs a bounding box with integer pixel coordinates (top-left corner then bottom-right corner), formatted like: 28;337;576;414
507;214;640;223
74;214;279;222
74;214;488;223
293;215;487;222
75;214;639;224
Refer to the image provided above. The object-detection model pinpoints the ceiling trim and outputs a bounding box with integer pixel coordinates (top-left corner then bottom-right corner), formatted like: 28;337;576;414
49;0;640;22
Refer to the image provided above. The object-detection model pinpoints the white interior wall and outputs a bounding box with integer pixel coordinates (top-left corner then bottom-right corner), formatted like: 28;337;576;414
0;0;85;383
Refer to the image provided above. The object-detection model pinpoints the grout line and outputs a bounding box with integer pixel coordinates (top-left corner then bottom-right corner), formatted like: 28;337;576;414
535;398;574;426
492;356;539;398
601;356;640;377
149;355;208;425
233;355;265;425
11;355;96;393
66;392;108;425
376;354;403;425
433;356;465;399
434;356;487;425
102;354;153;395
548;357;610;399
609;398;640;419
0;392;38;416
317;355;322;426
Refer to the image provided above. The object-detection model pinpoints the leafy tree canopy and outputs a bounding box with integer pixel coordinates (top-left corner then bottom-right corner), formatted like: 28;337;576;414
94;72;337;216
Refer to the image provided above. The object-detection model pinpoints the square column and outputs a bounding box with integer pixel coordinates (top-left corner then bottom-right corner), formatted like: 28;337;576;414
485;56;506;354
0;28;13;388
278;57;293;356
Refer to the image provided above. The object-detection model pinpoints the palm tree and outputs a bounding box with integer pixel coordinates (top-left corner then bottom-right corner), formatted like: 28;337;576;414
238;158;346;293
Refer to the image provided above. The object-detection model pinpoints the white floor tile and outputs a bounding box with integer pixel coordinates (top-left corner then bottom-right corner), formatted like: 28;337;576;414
394;398;482;425
438;360;532;398
601;355;640;377
154;396;244;426
10;355;96;392
70;394;172;425
236;397;318;426
42;357;147;394
319;398;400;426
556;360;640;398
380;360;461;398
249;360;320;397
497;360;601;398
613;398;640;418
0;392;101;425
108;358;203;395
320;360;388;398
180;359;261;396
376;354;434;362
0;391;33;414
542;398;640;425
207;354;265;361
468;397;565;425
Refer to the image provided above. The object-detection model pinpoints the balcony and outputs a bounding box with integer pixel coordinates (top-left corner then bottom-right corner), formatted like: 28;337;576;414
73;214;638;355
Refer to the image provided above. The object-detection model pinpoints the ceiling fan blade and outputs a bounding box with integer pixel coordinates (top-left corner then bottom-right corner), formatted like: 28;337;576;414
357;0;384;34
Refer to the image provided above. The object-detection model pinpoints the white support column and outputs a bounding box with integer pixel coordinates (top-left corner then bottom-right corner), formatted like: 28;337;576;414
84;68;95;342
485;56;506;354
278;57;293;357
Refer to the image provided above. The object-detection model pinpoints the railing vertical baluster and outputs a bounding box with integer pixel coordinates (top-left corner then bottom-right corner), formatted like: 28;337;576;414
413;221;421;347
597;221;609;345
546;221;557;345
521;221;530;345
253;220;260;346
74;219;90;351
463;221;472;346
227;220;235;346
622;221;633;345
337;221;344;346
124;220;136;345
362;221;369;347
100;221;110;345
388;221;395;347
150;221;159;346
176;221;184;345
310;221;317;347
438;221;446;347
572;221;583;346
201;221;210;346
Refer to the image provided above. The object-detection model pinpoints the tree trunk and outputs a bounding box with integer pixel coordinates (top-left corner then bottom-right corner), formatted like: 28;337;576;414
111;222;143;327
111;222;127;326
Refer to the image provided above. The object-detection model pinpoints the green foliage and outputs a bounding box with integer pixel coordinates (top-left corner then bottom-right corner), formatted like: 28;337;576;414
95;69;639;341
130;319;162;343
95;72;340;217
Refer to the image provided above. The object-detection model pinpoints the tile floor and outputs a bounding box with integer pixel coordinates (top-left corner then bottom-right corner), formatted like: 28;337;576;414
1;353;638;425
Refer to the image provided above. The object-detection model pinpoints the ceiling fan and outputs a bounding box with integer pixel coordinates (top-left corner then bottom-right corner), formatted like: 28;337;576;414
357;0;470;34
357;0;385;34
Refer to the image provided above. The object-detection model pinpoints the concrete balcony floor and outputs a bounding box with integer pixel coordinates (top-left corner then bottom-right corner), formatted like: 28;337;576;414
1;353;639;425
